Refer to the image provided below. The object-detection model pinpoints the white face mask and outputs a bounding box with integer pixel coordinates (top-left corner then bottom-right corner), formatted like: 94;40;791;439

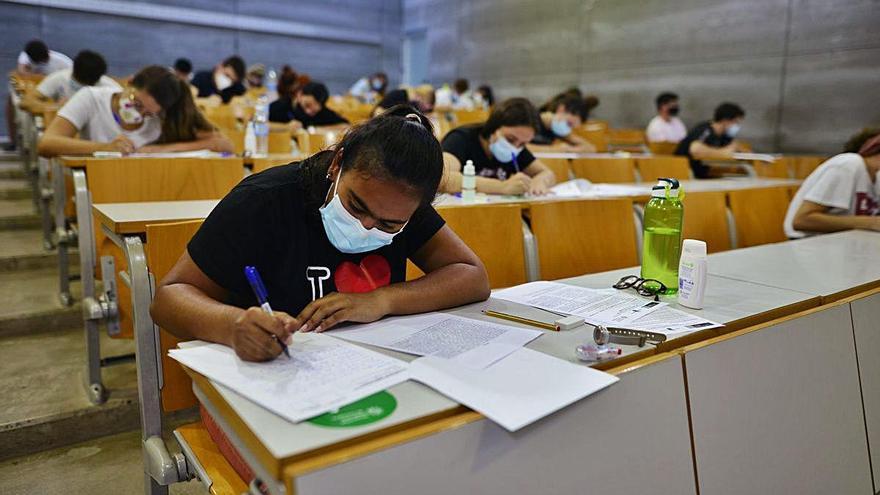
117;94;143;125
214;71;233;91
319;172;406;254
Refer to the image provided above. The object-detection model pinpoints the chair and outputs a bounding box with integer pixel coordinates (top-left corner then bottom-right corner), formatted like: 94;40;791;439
682;191;731;253
202;106;239;130
791;155;826;179
635;156;692;183
251;156;295;174
452;109;489;126
225;128;294;156
727;186;791;247
570;157;637;183
572;124;608;152
752;157;792;179
540;158;573;183
529;198;639;279
407;204;528;289
648;142;679;155
608;128;646;152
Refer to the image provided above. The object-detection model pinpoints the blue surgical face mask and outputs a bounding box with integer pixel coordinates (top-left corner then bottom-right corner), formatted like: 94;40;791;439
489;134;522;163
371;78;383;91
319;172;405;254
551;117;572;137
726;123;741;138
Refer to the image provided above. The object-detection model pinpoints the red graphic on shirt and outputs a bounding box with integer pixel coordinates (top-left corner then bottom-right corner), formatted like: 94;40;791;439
855;192;879;216
334;254;391;293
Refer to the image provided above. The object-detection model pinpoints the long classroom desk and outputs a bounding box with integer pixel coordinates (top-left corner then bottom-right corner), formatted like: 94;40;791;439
95;200;851;495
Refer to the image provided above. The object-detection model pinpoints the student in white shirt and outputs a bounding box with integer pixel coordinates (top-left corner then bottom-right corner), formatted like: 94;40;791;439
38;65;233;157
646;92;687;143
784;129;880;238
348;72;387;103
33;50;120;103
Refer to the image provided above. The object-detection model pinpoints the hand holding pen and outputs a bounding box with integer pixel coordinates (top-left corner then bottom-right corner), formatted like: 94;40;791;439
228;266;297;362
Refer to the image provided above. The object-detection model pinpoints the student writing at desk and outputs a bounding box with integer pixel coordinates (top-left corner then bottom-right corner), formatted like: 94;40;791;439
675;102;747;178
268;81;349;131
37;65;233;157
440;98;556;195
785;128;880;238
25;50;120;105
530;95;595;152
150;106;490;362
190;55;247;104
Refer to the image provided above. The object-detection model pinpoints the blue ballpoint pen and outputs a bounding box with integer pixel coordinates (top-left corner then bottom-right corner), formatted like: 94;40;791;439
244;266;290;358
511;151;520;173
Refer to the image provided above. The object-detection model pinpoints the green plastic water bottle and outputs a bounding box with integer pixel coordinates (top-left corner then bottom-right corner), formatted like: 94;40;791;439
641;178;684;294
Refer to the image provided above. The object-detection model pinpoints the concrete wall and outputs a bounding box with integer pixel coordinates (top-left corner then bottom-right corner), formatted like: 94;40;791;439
1;0;401;137
404;0;880;154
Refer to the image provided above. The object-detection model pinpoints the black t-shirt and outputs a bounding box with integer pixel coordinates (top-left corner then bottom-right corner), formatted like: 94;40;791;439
268;97;349;127
187;151;445;315
674;121;733;179
441;124;536;180
530;117;557;145
191;71;246;104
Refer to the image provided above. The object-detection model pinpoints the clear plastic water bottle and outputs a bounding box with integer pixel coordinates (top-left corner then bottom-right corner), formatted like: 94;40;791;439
265;67;278;102
254;95;269;157
641;178;684;294
462;159;476;202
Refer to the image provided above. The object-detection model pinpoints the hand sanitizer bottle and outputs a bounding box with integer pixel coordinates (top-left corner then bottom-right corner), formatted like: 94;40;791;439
462;159;476;202
678;239;708;309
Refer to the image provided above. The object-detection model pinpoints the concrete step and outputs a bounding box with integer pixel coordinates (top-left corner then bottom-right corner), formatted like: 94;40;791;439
0;199;39;230
0;162;26;180
0;428;206;495
0;179;32;201
0;230;77;272
0;267;81;337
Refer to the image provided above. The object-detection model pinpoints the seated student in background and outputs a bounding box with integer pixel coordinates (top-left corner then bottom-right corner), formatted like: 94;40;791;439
38;65;233;157
245;64;265;89
441;97;556;196
30;50;119;104
348;72;388;103
6;39;73;151
675;102;746;178
371;89;410;117
784;129;880;238
412;84;435;113
173;58;193;82
451;78;476;110
268;81;348;130
646;92;686;143
476;85;494;108
150;106;490;362
191;56;246;103
530;95;595;152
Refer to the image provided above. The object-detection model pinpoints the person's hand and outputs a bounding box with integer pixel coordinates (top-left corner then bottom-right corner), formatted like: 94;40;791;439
501;173;532;196
229;307;298;361
105;135;135;155
288;120;303;132
297;291;391;333
528;179;550;196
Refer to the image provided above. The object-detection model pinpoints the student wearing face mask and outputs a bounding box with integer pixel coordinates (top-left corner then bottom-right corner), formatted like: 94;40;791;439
646;92;687;143
785;128;880;238
191;56;247;103
530;95;595;152
150;105;490;362
38;65;233;157
268;81;348;130
440;98;556;196
348;72;388;103
675;102;746;178
28;50;120;105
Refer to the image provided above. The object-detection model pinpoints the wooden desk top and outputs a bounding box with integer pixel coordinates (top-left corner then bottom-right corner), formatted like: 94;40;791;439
93;200;219;235
59;154;245;168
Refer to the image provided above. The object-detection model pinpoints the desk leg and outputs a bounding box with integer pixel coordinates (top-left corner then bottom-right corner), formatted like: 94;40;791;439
522;219;539;282
73;169;104;404
54;160;73;306
38;156;54;250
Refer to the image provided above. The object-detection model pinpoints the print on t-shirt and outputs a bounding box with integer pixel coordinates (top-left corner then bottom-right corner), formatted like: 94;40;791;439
333;254;392;294
855;192;879;216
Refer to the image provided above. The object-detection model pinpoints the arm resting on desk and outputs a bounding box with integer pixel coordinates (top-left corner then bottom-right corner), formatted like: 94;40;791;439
137;129;234;153
37;115;114;157
689;141;736;161
792;200;880;234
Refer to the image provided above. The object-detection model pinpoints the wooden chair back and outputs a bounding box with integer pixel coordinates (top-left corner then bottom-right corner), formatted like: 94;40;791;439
572;124;608;152
202;106;239;130
608;128;646;152
727;186;791;248
452;109;489;126
648;142;679;155
682;191;731;253
251;156;296;174
529;199;639;279
145;219;205;412
570;157;637;183
540;158;573;183
791;155;826;179
635;156;693;182
752;157;792;179
224;129;293;156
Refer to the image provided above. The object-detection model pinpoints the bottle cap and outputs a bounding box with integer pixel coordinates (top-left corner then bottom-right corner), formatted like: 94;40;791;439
651;178;680;198
464;159;475;174
682;239;707;255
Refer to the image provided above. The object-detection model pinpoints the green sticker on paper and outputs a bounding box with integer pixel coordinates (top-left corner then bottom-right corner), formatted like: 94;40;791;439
308;391;397;428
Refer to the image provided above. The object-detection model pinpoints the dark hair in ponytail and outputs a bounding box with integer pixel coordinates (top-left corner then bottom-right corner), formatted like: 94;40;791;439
131;65;214;143
299;104;442;208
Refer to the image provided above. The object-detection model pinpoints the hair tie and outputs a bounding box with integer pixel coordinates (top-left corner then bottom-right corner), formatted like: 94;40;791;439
404;113;421;123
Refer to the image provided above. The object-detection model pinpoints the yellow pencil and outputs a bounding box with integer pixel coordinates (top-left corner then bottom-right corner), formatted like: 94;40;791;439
482;309;559;331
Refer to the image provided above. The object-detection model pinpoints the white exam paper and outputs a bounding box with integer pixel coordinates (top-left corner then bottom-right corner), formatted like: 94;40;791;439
410;347;619;431
732;152;776;163
550;179;592;197
127;149;217;158
331;313;542;369
628;305;723;334
168;333;408;423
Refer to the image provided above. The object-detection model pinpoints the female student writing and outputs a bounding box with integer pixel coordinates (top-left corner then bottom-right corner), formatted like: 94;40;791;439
530;95;595;152
150;105;490;362
38;65;233;157
440;98;556;196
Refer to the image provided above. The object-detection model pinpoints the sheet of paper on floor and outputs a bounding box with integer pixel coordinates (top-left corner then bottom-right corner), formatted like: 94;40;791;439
410;347;619;432
331;313;542;370
168;333;408;423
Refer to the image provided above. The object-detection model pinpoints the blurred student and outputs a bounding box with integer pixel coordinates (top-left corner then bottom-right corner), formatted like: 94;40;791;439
246;64;265;89
785;128;880;238
269;81;348;129
173;58;193;82
476;85;494;108
150;106;489;362
6;40;73;150
191;56;246;103
646;92;686;143
371;89;410;117
675;102;746;178
31;50;119;104
451;78;476;110
531;95;595;152
348;72;388;103
38;65;233;157
412;84;435;113
441;98;556;196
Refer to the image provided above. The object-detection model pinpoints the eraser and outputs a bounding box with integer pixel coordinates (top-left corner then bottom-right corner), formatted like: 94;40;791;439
555;315;584;331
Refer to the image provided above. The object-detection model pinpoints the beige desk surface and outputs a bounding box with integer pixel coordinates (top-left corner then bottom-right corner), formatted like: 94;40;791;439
59;154;246;168
93;200;219;235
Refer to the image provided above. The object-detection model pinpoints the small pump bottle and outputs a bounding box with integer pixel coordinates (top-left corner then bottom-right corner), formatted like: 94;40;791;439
678;239;708;309
462;159;476;202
